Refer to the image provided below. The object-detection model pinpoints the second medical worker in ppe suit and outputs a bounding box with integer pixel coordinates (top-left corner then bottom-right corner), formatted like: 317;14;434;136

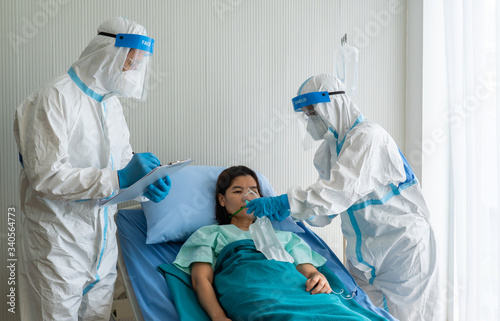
247;74;441;321
13;17;171;320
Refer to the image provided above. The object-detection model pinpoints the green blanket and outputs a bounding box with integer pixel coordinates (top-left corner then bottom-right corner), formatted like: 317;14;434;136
159;240;388;321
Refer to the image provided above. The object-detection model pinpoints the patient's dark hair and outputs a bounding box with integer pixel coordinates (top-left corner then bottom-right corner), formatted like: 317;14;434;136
215;166;262;225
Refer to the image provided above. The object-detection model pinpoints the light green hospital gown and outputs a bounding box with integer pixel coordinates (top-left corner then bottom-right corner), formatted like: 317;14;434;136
173;224;326;274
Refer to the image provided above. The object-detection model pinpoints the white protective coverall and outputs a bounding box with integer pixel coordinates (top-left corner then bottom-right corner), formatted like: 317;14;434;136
288;74;441;321
13;17;150;320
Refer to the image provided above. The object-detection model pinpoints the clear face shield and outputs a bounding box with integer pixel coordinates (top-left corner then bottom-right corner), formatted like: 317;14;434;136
291;91;343;150
100;32;155;101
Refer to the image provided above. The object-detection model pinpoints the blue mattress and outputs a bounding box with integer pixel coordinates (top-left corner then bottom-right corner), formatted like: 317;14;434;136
116;208;397;321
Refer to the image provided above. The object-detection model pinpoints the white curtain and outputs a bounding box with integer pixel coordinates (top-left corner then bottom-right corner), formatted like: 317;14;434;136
442;0;499;320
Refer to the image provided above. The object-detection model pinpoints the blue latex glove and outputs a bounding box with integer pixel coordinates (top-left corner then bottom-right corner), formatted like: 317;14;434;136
117;153;161;189
143;176;171;203
246;194;291;221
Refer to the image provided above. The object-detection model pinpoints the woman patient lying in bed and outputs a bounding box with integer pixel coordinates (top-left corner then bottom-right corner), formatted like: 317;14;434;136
173;166;389;321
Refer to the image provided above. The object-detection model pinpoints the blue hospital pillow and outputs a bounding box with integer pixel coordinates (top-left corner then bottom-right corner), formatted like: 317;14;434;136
142;165;304;244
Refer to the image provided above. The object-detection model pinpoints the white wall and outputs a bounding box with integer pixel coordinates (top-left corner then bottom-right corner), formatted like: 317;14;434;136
0;1;407;320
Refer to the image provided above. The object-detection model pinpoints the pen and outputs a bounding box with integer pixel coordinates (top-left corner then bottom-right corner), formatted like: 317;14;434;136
132;152;162;166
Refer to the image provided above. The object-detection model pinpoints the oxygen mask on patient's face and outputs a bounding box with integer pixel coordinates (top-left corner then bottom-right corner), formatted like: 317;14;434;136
229;188;259;219
245;188;259;199
243;189;259;211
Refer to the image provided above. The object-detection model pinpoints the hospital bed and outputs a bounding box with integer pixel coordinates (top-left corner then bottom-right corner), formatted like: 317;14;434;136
115;165;396;321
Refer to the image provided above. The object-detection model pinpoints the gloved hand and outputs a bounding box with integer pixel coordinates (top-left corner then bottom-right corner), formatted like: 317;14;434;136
246;194;291;221
143;176;172;203
117;153;161;189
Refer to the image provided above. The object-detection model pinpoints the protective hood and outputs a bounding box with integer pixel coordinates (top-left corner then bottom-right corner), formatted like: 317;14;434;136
297;74;362;145
70;17;149;100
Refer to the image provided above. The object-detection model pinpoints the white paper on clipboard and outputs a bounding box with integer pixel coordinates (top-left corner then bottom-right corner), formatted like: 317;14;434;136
99;159;193;207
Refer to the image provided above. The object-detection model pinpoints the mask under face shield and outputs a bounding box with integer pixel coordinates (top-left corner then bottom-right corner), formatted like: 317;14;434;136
291;91;344;149
99;32;155;101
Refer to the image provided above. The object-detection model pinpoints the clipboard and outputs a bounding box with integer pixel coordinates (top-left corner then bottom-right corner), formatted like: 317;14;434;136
99;159;194;207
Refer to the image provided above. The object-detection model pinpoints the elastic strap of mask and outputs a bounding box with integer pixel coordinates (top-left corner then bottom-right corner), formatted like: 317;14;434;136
98;32;116;38
328;91;345;96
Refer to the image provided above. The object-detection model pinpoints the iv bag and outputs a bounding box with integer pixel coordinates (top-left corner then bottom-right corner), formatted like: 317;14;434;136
335;43;359;97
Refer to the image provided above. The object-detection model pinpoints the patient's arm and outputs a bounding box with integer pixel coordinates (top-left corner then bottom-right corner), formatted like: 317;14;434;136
191;262;231;321
296;263;332;295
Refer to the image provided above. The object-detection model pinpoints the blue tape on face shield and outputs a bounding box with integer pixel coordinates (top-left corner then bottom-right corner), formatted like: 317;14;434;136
291;90;346;111
292;91;331;111
115;33;154;54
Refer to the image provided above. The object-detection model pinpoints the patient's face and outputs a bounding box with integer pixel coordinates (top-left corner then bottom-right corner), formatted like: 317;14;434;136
218;175;260;217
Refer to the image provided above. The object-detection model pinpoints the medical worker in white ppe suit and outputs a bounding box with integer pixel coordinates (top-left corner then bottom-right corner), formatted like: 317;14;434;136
247;74;441;321
13;17;171;320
